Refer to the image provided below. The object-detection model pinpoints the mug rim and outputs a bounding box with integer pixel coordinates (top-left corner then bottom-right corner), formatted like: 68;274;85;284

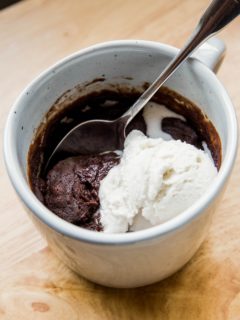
4;40;238;245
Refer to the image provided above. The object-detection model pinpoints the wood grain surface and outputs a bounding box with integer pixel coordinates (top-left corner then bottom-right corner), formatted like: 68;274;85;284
0;0;240;319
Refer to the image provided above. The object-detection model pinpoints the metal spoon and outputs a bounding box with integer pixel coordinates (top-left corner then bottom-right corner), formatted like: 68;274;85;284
45;0;240;171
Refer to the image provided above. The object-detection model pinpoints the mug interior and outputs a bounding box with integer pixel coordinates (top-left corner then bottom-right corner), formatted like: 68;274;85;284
4;40;237;244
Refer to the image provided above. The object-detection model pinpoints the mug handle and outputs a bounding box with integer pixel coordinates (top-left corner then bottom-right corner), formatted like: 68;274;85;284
192;37;226;73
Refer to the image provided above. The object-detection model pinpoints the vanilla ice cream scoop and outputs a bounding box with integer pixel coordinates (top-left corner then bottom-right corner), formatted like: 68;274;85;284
99;130;217;233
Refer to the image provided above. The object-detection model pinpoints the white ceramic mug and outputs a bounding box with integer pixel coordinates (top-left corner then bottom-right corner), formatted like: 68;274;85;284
4;39;238;288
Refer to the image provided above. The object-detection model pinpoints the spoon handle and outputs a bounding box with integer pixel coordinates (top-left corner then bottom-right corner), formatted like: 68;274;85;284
123;0;240;125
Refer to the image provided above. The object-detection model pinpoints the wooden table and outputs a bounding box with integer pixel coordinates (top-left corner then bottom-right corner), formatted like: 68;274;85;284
0;0;239;318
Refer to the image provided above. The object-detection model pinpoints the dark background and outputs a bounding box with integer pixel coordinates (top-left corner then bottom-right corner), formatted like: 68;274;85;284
0;0;21;10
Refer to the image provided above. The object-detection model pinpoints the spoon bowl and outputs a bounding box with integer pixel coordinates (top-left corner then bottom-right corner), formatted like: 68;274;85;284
45;116;129;170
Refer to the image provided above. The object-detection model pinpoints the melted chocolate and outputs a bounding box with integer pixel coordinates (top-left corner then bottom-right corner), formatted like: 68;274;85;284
162;117;203;149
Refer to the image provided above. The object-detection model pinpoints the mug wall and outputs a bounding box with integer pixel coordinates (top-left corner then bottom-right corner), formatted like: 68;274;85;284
27;194;221;288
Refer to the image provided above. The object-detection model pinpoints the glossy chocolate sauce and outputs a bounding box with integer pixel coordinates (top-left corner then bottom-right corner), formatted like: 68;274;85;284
28;85;221;231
